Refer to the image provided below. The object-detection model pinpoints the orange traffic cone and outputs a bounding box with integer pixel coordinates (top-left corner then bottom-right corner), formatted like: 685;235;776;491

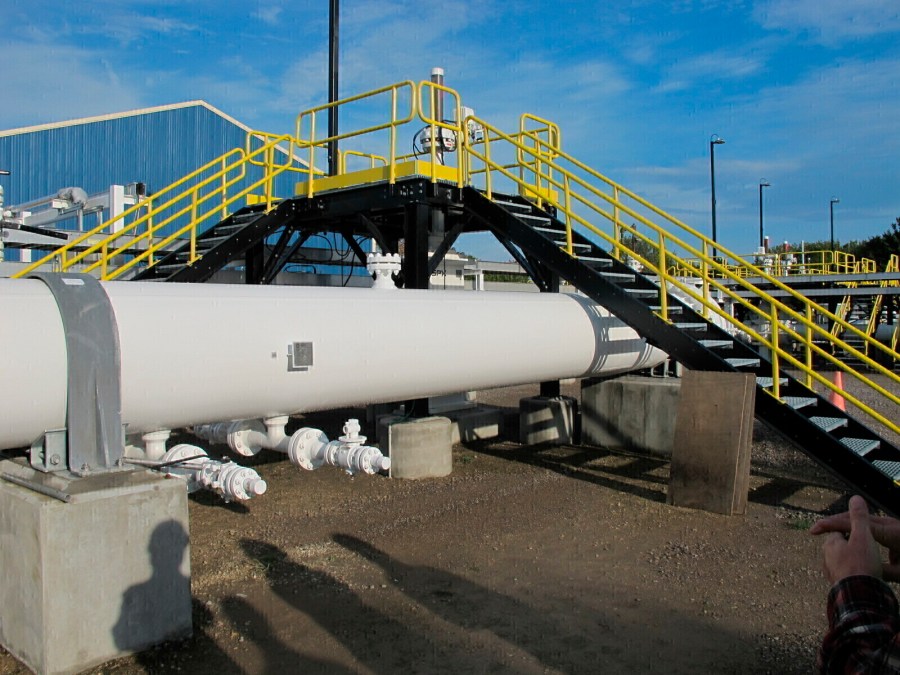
828;371;846;411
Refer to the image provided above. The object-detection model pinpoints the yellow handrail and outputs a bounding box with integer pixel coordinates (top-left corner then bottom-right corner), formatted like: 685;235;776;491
294;81;417;196
14;133;300;280
460;113;900;435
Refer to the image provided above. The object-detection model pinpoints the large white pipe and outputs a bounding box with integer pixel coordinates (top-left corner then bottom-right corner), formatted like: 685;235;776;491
0;279;666;449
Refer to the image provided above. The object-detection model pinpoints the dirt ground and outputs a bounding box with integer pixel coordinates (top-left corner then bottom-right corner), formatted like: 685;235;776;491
0;381;868;674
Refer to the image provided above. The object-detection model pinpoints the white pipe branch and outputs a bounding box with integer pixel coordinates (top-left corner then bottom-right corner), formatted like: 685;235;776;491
159;443;267;503
195;416;389;475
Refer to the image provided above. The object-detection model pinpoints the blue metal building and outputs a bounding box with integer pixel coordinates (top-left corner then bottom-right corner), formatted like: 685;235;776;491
0;100;294;206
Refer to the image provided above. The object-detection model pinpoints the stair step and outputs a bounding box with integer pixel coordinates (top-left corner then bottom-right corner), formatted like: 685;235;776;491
600;271;636;282
557;242;592;249
493;199;531;212
810;416;849;432
756;376;788;388
699;339;733;349
674;322;708;331
624;287;658;297
651;305;683;314
578;256;613;267
518;213;551;224
725;357;761;369
842;437;880;456
872;460;900;481
782;396;817;410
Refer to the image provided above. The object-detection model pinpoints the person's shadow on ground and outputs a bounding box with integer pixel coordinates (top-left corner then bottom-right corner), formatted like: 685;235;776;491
239;538;508;673
112;519;238;672
332;532;601;671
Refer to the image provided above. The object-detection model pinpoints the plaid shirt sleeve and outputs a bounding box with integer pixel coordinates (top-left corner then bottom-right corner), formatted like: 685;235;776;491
819;575;900;674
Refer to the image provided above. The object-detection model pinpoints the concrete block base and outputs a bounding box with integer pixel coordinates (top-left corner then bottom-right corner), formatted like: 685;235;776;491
519;396;578;446
0;460;191;675
667;371;756;515
581;375;681;456
382;416;452;479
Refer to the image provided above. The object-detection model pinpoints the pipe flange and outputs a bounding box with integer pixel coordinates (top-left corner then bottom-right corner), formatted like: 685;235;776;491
227;419;266;457
287;428;328;470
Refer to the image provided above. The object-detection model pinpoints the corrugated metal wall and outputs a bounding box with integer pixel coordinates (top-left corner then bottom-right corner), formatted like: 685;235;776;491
0;103;298;207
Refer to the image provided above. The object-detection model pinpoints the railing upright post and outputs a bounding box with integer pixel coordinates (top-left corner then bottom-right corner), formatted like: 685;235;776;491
770;301;781;399
805;303;814;388
700;242;710;320
190;192;198;262
658;234;668;321
564;175;573;256
612;186;622;261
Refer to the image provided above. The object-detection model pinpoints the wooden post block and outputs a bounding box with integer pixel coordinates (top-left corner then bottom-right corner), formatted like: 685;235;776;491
668;370;756;515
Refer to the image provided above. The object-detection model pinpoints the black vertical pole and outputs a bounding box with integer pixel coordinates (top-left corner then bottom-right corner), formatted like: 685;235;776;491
328;0;339;177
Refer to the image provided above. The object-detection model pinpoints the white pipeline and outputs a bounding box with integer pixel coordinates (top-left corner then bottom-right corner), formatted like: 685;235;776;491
0;279;667;450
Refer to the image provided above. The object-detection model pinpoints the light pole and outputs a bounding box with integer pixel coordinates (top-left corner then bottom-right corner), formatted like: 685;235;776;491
709;134;725;257
829;197;840;255
758;180;770;250
327;0;340;177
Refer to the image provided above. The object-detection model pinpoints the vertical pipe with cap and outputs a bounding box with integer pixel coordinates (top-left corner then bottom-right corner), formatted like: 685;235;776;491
328;0;340;177
431;67;445;164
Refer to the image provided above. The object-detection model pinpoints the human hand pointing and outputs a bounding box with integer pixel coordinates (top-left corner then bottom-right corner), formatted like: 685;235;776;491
814;495;883;585
811;496;900;582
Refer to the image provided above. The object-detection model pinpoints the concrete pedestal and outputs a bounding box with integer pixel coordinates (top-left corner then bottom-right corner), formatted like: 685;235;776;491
0;460;191;675
519;396;578;446
667;371;756;515
581;375;681;455
381;416;452;479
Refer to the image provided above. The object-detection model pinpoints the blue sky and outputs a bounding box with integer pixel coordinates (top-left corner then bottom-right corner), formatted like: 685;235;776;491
1;0;898;261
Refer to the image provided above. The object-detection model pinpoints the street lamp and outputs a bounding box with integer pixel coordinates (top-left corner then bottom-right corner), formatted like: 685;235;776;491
829;197;840;255
709;134;725;257
758;180;770;250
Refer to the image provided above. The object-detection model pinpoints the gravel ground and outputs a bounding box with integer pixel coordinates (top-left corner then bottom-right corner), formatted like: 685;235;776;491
0;374;897;674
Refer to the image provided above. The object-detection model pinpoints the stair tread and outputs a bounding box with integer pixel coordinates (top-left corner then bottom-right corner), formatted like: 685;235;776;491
842;437;881;456
699;339;733;349
726;357;761;368
599;271;635;281
810;416;849;432
674;322;708;330
757;376;788;388
624;287;658;296
782;396;817;409
493;199;531;211
872;459;900;480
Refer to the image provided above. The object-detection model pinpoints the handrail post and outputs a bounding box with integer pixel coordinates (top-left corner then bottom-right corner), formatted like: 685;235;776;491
805;303;814;388
190;191;198;262
770;301;781;399
658;234;668;321
700;241;710;320
612;186;621;261
563;174;573;255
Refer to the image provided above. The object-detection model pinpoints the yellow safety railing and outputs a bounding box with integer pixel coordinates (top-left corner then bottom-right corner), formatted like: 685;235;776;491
294;81;418;196
459;112;900;436
672;250;879;279
13;133;305;280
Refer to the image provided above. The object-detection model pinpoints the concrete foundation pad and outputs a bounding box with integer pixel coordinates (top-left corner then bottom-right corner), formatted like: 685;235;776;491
382;416;452;479
519;396;578;446
581;375;681;456
0;460;191;675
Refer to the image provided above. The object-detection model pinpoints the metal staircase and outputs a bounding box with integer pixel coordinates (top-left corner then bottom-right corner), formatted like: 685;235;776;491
461;188;900;514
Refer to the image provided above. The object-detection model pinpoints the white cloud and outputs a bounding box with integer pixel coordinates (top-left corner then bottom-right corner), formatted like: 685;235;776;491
656;52;764;93
756;0;900;43
0;41;142;128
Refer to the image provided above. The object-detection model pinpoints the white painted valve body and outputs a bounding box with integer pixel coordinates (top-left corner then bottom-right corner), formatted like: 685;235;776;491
0;279;666;449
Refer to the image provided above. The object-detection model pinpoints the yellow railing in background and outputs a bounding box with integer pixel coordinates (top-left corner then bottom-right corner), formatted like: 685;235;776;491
13;133;306;280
